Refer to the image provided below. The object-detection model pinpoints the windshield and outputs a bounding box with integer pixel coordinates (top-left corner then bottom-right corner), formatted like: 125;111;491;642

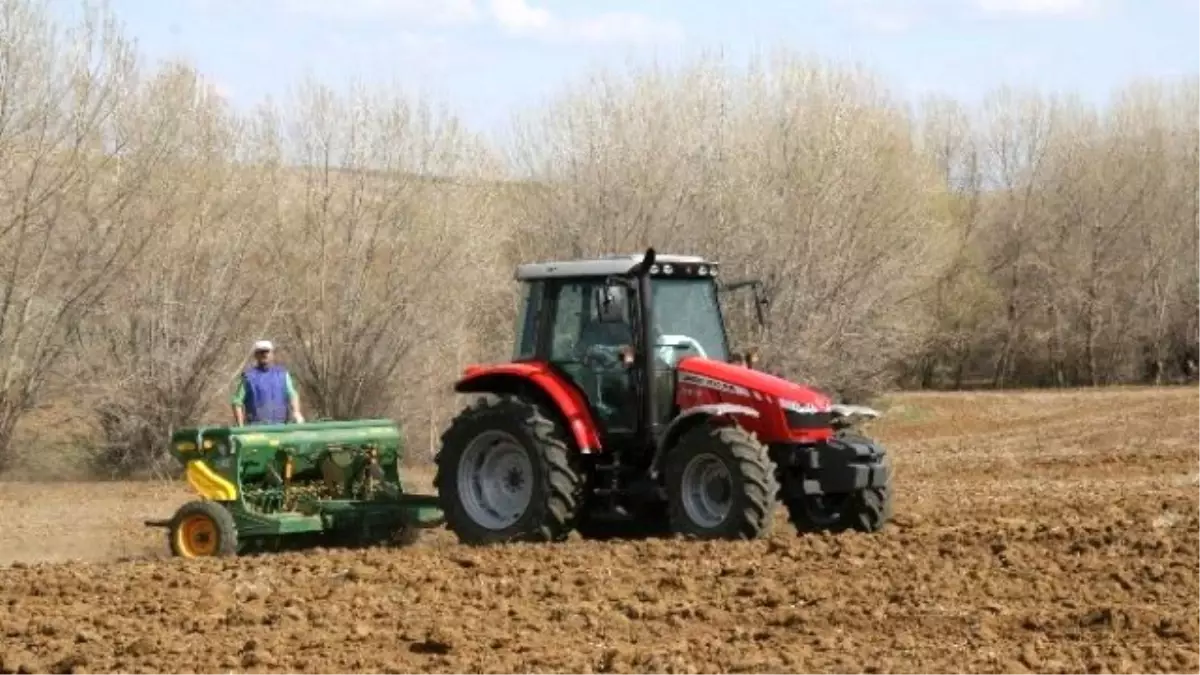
651;278;730;363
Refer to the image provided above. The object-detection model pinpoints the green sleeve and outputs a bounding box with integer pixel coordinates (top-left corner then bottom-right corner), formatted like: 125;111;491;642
230;376;246;406
285;372;298;400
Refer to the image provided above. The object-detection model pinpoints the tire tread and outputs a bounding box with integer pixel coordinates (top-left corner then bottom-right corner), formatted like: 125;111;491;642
434;393;584;545
665;423;778;540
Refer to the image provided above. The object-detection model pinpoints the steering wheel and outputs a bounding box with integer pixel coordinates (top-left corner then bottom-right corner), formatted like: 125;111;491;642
655;334;707;366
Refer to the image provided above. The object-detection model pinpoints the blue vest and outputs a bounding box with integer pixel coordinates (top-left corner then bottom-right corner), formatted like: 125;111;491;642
243;365;289;424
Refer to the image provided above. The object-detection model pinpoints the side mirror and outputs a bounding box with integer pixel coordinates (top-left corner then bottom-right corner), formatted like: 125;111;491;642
592;284;628;324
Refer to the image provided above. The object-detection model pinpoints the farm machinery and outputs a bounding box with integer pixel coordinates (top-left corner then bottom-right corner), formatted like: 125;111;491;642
149;247;892;556
434;247;893;544
146;420;443;557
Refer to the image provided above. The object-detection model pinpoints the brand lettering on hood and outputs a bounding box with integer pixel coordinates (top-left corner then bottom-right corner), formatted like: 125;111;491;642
678;372;752;398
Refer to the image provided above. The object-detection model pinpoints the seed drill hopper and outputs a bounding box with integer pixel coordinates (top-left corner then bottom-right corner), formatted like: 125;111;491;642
146;419;443;557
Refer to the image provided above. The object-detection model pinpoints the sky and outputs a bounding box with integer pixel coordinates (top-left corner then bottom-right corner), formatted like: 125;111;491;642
66;0;1200;133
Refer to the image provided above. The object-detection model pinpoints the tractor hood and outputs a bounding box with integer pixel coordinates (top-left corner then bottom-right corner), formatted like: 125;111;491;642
676;357;834;411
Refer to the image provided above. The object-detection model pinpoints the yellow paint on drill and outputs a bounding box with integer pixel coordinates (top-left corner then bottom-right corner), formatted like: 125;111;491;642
185;460;238;501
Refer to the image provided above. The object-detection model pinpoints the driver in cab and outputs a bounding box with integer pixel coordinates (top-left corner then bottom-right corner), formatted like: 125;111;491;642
576;285;695;369
576;286;633;368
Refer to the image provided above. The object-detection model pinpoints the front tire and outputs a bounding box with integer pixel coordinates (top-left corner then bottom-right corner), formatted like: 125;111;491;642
435;394;584;545
787;487;891;534
663;424;778;540
786;431;893;534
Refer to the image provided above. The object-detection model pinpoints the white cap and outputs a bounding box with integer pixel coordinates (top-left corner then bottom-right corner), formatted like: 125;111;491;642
253;339;274;352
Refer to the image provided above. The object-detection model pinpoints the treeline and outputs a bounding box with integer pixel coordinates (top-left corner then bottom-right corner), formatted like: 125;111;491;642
0;1;1195;475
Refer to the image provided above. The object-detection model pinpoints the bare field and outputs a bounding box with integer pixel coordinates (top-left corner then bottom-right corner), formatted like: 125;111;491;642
0;387;1197;673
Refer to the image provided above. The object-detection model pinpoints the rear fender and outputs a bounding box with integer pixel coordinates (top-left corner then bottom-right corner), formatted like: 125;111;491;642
649;403;760;478
454;365;603;454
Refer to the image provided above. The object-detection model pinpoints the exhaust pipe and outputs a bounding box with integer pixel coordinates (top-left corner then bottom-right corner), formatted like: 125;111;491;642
633;248;656;451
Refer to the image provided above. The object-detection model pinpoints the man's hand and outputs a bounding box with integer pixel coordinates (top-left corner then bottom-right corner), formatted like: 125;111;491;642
289;399;305;424
582;343;623;368
231;405;245;427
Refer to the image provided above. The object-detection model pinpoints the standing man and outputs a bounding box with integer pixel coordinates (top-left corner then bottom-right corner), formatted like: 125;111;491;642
231;340;305;426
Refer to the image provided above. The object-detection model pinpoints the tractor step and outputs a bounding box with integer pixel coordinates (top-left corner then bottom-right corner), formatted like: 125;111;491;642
144;518;171;529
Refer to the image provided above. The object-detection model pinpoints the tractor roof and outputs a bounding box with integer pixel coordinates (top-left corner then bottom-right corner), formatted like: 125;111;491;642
515;253;718;281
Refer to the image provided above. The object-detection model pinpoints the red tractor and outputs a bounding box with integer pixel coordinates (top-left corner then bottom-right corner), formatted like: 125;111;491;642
434;248;893;544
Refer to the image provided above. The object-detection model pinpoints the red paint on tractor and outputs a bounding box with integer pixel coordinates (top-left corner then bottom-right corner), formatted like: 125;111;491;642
674;357;835;444
454;362;604;453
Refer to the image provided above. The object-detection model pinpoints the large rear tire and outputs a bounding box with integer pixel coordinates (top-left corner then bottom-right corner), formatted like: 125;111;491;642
663;423;777;540
435;394;584;545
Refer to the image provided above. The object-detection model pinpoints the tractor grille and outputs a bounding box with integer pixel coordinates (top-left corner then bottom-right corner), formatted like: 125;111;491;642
785;410;833;429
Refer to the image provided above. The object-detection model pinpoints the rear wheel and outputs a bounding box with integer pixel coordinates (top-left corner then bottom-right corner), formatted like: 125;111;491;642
663;424;777;540
435;394;584;545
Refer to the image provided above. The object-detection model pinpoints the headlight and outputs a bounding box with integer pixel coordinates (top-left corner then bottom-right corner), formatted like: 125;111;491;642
780;398;822;414
781;398;831;430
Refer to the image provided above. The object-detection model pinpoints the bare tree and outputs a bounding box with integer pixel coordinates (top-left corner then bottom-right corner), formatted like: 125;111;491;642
1169;79;1200;383
0;0;162;471
507;52;954;398
0;14;1194;476
268;78;497;421
973;87;1062;387
66;62;285;475
910;95;994;388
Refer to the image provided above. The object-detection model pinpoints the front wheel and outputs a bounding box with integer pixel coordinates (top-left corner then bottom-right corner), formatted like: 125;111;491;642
434;394;584;545
663;424;778;540
787;487;891;534
785;432;893;534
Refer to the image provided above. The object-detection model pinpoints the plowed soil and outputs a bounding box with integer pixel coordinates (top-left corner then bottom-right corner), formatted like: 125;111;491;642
1;387;1197;673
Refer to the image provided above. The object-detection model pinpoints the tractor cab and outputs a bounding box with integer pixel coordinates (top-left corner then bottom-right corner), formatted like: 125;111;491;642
510;253;728;439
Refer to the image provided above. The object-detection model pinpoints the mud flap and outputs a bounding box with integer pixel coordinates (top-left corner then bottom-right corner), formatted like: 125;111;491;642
794;435;891;496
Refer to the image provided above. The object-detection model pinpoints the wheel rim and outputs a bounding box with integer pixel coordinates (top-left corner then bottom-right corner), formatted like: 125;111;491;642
456;430;535;530
176;514;218;557
680;452;733;529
